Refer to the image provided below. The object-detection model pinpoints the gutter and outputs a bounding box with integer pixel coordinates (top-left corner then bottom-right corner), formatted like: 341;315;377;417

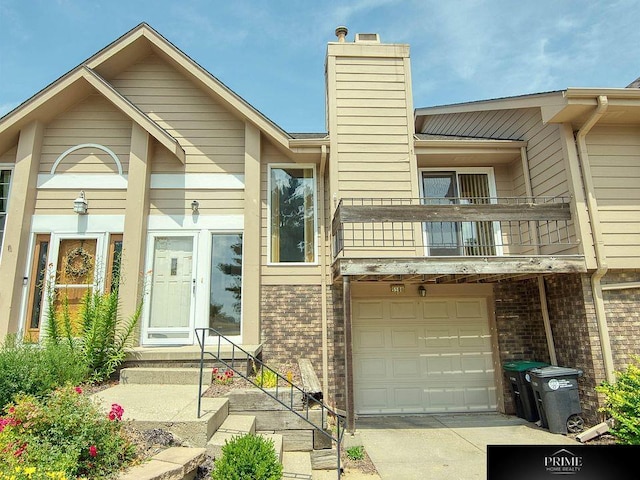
319;145;330;396
575;95;615;383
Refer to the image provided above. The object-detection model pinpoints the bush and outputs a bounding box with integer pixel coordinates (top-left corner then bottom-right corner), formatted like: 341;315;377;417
346;445;365;461
0;336;88;409
596;357;640;445
45;276;142;383
253;366;278;389
0;386;136;479
211;434;282;480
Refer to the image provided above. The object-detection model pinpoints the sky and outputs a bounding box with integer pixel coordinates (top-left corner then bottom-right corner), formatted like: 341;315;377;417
1;0;639;133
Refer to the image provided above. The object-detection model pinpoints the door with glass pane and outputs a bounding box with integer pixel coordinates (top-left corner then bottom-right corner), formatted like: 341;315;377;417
209;234;243;338
146;236;195;343
422;171;497;256
422;172;462;255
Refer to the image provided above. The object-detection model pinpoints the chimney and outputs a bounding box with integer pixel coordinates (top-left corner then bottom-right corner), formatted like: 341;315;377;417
335;26;348;43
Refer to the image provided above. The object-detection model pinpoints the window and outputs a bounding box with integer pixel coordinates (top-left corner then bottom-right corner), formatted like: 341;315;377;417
421;169;499;256
0;169;11;253
269;166;316;263
210;234;243;336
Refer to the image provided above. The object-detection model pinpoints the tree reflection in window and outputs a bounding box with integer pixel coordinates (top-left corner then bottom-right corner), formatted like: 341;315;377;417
270;167;315;263
210;234;242;336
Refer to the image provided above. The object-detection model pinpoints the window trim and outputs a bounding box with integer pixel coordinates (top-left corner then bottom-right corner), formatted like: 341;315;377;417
266;163;318;266
0;164;14;265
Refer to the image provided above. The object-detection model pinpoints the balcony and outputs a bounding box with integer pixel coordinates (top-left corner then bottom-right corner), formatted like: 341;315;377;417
331;197;586;281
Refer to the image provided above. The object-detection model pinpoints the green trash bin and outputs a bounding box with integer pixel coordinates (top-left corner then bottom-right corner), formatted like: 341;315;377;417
503;360;549;422
528;366;584;434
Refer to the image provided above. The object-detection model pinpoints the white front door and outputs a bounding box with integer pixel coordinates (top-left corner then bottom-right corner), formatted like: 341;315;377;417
145;236;196;344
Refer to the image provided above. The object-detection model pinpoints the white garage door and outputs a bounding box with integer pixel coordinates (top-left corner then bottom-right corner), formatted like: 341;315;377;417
353;297;497;414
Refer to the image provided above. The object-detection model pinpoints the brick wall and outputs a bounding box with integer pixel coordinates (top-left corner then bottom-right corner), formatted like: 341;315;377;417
544;274;603;423
602;271;640;370
260;284;345;409
493;278;550;414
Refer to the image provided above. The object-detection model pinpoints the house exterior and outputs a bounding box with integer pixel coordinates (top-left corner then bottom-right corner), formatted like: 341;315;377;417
1;24;639;430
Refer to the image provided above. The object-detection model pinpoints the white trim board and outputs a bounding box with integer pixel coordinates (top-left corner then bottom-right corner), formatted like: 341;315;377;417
150;173;245;190
38;174;128;189
147;214;244;230
31;215;126;232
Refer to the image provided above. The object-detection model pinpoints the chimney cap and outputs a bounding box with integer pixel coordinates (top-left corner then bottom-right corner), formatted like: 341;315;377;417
335;26;348;42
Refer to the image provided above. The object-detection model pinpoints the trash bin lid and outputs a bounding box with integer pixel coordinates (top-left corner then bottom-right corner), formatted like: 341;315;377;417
528;365;583;378
503;360;549;372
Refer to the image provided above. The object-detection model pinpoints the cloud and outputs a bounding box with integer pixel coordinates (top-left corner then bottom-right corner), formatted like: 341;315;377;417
0;102;20;117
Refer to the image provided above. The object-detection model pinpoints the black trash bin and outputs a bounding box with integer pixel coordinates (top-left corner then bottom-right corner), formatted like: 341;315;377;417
503;360;549;422
528;366;584;434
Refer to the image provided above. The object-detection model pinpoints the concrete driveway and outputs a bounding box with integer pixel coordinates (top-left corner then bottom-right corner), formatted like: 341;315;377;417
355;414;578;480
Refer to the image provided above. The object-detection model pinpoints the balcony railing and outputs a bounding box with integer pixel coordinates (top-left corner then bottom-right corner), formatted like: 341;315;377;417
332;196;578;259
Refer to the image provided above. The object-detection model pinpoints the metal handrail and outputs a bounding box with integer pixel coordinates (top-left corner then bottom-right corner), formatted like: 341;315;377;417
195;327;346;479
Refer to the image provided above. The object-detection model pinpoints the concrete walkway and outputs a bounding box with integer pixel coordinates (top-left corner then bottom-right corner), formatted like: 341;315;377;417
355;414;578;480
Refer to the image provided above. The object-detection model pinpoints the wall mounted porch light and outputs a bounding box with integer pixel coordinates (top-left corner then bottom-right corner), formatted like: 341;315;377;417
418;285;427;297
191;200;200;213
73;191;88;214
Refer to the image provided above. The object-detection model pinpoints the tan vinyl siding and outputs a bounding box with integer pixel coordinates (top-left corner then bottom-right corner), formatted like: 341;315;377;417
40;95;132;174
0;147;17;164
334;56;414;199
260;141;321;284
149;189;244;215
588;125;640;267
34;189;127;214
110;54;245;174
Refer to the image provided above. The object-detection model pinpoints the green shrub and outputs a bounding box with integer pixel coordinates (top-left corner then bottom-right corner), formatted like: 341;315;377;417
0;385;136;479
253;366;278;388
0;336;88;409
44;276;142;383
211;434;282;480
346;445;365;461
596;357;640;445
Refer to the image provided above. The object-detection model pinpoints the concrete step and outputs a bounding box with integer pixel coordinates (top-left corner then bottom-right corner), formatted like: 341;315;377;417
233;408;325;431
226;388;304;411
282;451;313;479
260;433;284;463
118;447;206;480
206;414;256;458
92;385;228;447
120;367;209;385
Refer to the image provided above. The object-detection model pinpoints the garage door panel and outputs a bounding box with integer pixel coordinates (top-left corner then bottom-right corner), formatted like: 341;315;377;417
424;327;456;347
390;328;420;348
389;300;417;319
422;301;449;318
356;357;387;379
356;387;388;410
354;327;385;349
391;357;420;376
393;388;424;409
353;297;497;415
354;301;384;320
458;326;490;347
455;300;484;318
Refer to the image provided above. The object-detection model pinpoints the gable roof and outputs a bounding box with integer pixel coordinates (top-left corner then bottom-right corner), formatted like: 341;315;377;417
0;23;306;156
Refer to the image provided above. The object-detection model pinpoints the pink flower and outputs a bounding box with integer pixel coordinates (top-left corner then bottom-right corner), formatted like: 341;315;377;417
108;403;124;421
227;370;234;377
75;387;83;394
212;367;219;374
89;445;98;457
8;407;15;414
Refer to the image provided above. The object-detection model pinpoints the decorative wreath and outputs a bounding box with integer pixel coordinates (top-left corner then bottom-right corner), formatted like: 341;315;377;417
64;247;93;278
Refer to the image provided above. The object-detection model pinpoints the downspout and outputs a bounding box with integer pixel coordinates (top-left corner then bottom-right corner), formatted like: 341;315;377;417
520;146;558;365
319;145;330;396
575;95;615;383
